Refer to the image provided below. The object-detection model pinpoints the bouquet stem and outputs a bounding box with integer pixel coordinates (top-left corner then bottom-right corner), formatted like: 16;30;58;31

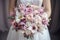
27;36;32;40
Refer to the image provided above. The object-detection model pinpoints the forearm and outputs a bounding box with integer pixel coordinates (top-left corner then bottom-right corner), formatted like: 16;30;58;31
43;0;51;18
45;9;51;18
9;0;16;24
9;0;16;17
9;0;15;12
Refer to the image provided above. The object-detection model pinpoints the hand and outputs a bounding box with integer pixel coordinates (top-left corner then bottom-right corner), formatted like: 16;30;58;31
31;5;39;10
9;11;15;24
10;11;15;17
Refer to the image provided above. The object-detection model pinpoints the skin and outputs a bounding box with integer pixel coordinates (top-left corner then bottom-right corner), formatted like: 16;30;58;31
9;0;15;12
9;0;15;17
43;0;51;18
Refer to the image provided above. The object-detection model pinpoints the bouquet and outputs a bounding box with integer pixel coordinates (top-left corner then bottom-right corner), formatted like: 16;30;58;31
9;3;50;39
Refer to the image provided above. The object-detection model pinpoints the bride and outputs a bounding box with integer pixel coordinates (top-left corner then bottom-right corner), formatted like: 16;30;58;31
7;0;51;40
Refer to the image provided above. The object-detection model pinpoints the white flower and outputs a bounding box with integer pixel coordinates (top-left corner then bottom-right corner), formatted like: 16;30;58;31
41;12;48;19
27;26;32;30
34;15;42;24
15;19;20;23
27;26;37;33
15;8;20;16
26;21;32;27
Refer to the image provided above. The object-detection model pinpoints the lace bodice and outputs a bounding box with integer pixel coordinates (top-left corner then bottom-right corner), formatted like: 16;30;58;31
17;0;43;7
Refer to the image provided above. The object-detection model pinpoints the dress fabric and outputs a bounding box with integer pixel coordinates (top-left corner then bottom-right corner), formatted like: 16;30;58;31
7;0;51;40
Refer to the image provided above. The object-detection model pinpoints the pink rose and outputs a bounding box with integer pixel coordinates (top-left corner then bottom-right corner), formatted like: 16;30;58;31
24;6;33;15
38;7;44;15
42;18;48;25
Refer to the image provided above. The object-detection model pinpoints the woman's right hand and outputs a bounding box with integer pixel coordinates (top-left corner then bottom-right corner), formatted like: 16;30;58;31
10;11;15;17
9;11;15;25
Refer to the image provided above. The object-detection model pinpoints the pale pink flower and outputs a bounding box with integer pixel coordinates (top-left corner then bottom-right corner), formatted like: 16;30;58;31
26;14;33;22
33;10;39;15
24;6;33;15
42;18;48;25
19;4;26;10
38;7;44;15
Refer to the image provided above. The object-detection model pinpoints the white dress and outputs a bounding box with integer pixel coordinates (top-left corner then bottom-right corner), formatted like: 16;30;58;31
7;0;51;40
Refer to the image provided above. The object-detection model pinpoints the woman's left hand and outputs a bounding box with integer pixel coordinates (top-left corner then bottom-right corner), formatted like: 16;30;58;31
31;5;39;9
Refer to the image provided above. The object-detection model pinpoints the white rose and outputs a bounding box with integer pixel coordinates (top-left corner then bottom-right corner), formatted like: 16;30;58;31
34;15;42;24
15;19;20;23
41;12;48;19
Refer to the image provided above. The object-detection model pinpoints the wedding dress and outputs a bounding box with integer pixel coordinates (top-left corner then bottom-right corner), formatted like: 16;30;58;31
7;0;51;40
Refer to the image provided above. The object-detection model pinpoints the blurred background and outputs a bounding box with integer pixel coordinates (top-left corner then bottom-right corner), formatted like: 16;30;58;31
0;0;60;40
